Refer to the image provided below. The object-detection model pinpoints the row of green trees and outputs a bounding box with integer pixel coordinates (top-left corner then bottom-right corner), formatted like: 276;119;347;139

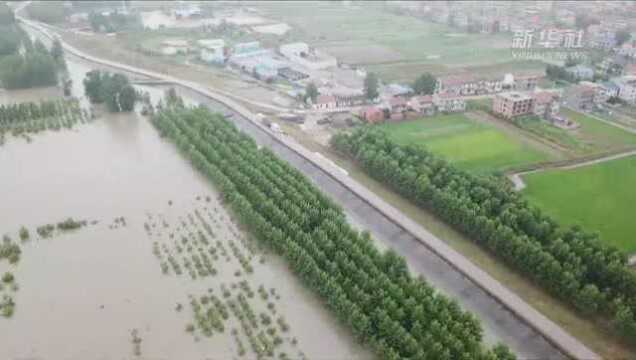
150;104;516;360
89;10;140;33
0;100;66;126
331;128;636;344
83;70;137;112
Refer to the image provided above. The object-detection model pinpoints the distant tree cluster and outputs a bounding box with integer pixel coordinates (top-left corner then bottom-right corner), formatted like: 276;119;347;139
545;64;575;83
413;73;437;95
0;6;66;91
574;14;600;30
331;128;636;345
0;3;15;26
88;10;140;33
0;37;61;90
364;72;379;100
83;70;137;112
304;82;319;103
0;24;24;57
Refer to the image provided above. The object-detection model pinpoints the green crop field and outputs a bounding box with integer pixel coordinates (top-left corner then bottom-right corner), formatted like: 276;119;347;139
523;155;636;253
563;109;636;153
378;114;552;173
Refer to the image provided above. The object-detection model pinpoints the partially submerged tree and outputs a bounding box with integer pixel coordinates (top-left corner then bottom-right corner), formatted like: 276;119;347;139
83;70;137;112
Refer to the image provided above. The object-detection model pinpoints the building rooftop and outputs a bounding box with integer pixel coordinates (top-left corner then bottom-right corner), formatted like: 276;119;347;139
533;91;557;105
162;39;189;47
439;73;477;86
316;94;336;104
389;97;407;107
497;91;533;101
197;39;225;49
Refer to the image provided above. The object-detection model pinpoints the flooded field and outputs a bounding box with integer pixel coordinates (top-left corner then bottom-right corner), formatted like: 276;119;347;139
0;59;370;359
0;86;62;105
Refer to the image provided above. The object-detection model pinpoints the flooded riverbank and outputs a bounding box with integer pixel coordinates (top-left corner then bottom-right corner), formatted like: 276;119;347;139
0;55;371;359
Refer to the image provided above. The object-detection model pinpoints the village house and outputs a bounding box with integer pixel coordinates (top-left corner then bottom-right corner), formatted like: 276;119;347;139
433;93;466;113
389;97;408;113
617;42;636;59
565;65;595;81
532;91;560;119
359;106;384;124
625;64;636;76
601;81;621;99
616;76;636;104
197;39;225;64
579;81;612;104
599;55;630;76
568;83;597;110
231;41;268;59
312;95;337;110
513;74;540;91
436;74;502;96
492;91;534;118
173;3;202;19
321;86;366;108
408;95;435;116
451;12;469;30
279;42;337;70
384;83;413;97
160;39;190;56
587;26;617;50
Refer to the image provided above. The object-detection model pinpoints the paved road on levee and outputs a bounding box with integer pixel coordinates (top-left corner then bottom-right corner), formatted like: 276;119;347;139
19;12;600;360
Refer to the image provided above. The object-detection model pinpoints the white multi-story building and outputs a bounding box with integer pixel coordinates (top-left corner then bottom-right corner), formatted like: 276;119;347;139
198;39;225;64
433;93;466;112
278;42;337;70
616;76;636;103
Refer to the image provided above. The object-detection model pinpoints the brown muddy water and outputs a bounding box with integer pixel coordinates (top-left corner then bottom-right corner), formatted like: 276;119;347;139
0;86;62;105
0;58;371;359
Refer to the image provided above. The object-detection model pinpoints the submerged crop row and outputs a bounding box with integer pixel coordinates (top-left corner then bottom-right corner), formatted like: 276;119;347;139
150;105;515;360
331;128;636;344
145;200;308;359
0;98;87;145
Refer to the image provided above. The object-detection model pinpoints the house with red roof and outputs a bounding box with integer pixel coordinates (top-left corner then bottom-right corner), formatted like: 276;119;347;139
359;106;385;124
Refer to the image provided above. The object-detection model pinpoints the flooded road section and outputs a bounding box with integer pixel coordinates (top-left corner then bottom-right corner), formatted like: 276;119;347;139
0;59;370;359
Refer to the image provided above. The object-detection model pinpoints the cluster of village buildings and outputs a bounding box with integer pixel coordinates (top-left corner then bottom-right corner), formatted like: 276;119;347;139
351;72;545;124
389;1;636;42
71;0;635;131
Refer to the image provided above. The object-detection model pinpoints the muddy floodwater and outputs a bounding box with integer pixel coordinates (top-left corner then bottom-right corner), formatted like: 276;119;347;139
0;86;62;106
0;59;371;359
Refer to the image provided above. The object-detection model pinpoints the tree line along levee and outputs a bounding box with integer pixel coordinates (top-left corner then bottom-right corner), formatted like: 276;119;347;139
150;103;517;360
330;127;636;345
